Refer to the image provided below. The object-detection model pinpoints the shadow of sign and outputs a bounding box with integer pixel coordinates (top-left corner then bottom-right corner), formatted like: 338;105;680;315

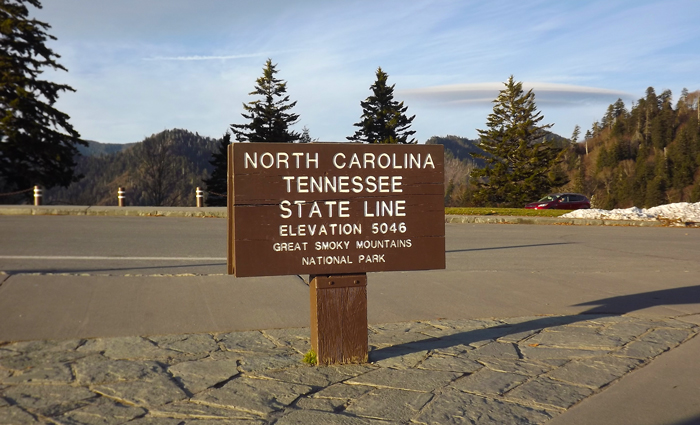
573;286;700;314
446;242;573;254
370;285;700;362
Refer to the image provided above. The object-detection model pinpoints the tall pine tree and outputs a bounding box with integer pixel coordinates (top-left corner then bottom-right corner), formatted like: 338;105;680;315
0;0;85;199
470;76;561;207
347;67;416;144
230;59;300;143
203;132;230;206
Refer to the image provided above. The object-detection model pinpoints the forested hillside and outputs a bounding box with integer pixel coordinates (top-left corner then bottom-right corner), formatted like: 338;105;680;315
426;135;486;167
563;88;700;208
45;129;220;206
426;136;481;206
436;88;700;208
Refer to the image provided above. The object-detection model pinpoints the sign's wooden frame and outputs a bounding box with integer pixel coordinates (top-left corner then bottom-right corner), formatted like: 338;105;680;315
227;142;445;277
227;142;445;364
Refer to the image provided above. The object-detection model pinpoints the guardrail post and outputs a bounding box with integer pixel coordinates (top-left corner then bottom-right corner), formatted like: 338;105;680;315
196;187;204;208
117;187;125;207
33;186;42;206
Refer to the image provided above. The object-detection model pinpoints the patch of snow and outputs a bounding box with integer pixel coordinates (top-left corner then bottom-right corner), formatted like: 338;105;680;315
647;202;700;223
561;202;700;223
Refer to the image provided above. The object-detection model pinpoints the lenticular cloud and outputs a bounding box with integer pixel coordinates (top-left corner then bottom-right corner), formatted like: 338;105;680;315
399;82;633;106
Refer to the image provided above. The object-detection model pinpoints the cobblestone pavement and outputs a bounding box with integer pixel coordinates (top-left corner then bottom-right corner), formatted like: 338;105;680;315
0;314;697;425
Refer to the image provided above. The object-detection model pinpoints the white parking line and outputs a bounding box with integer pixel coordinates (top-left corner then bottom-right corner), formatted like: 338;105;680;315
0;256;226;261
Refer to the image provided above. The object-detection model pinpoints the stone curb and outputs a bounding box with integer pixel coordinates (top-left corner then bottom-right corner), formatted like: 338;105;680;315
444;214;672;227
0;205;227;218
1;205;691;227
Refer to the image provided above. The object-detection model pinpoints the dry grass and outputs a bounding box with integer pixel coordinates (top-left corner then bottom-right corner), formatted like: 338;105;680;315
445;207;572;217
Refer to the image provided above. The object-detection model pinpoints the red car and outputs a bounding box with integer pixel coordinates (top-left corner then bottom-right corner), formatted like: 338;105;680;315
524;193;591;210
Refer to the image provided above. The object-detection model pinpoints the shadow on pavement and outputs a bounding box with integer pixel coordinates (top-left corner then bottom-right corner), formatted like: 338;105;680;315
446;242;573;254
670;416;700;425
1;262;226;275
369;314;599;362
370;285;700;362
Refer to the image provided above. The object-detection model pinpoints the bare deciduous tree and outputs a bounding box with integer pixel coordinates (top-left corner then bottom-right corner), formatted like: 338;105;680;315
444;157;474;206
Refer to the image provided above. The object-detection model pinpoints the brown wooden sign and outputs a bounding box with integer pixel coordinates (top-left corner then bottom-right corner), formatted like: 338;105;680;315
227;142;445;277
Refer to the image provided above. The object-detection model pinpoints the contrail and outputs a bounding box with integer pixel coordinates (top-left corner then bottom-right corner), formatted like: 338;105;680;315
144;53;265;61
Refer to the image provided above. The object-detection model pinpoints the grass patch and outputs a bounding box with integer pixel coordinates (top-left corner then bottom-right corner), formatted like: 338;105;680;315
302;350;318;366
445;207;572;217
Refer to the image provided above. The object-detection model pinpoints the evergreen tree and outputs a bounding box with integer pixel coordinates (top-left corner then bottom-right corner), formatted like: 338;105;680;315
203;132;230;206
230;59;300;143
570;125;581;145
470;76;561;207
633;144;651;206
669;126;695;191
347;67;416;144
677;87;690;111
563;125;580;169
572;158;587;194
691;182;700;203
299;126;317;143
612;98;628;119
645;154;669;207
645;176;667;207
0;0;85;199
596;145;611;172
601;104;615;129
643;87;659;144
659;89;673;105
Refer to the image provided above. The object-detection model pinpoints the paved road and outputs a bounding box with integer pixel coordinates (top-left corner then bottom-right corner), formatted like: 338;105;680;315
0;215;228;275
1;215;700;424
1;215;699;340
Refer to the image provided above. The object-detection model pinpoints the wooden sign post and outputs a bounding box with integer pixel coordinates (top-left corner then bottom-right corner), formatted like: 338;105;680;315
228;143;445;365
310;274;368;364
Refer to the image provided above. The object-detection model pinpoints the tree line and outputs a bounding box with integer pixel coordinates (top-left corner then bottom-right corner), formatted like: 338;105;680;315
207;64;567;208
203;60;418;205
439;88;700;209
571;88;700;208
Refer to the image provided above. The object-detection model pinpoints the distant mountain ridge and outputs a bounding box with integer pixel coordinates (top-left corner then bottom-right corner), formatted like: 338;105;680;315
77;140;136;157
45;130;569;207
46;129;220;206
425;135;487;167
426;132;569;168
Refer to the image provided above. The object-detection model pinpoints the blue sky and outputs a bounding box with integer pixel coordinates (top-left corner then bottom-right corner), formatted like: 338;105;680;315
35;0;700;144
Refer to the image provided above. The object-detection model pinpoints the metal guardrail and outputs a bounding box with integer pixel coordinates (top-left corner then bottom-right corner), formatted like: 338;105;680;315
0;186;42;205
113;187;223;207
0;187;33;197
